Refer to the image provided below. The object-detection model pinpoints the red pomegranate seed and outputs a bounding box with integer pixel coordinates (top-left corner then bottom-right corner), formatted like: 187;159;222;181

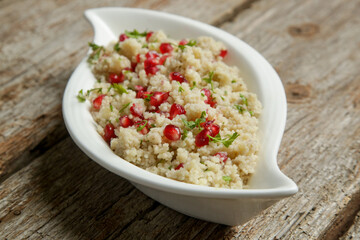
135;120;149;135
214;152;228;163
109;72;124;84
175;163;184;170
145;51;159;59
219;49;228;58
103;123;116;144
179;39;188;46
163;124;181;141
159;43;173;54
159;55;169;65
119;115;133;128
202;121;220;137
201;88;217;108
92;94;105;110
145;66;158;75
136;54;141;63
119;34;128;42
135;85;147;92
130;103;144;117
170;72;187;83
150;92;169;107
169;103;186;120
144;58;159;75
195;129;211;147
146;32;153;42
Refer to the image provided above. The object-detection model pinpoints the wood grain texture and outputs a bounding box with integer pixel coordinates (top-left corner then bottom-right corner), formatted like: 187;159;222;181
0;0;359;239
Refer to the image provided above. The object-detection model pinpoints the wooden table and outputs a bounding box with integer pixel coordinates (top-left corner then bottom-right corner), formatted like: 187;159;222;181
1;0;359;239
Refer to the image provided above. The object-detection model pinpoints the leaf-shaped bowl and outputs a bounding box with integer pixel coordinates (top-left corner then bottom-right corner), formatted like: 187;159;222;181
62;7;298;226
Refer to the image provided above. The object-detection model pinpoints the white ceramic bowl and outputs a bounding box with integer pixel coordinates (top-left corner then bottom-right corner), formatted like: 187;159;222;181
62;7;298;226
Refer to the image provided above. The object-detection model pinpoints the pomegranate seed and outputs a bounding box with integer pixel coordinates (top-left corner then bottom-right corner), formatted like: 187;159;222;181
175;163;184;170
119;115;133;128
144;58;159;75
92;94;105;110
159;43;173;54
119;34;128;42
163;124;181;141
179;39;188;46
146;32;153;42
130;103;144;117
135;120;149;135
195;129;211;147
145;51;159;59
145;66;158;75
135;85;147;92
109;72;124;84
136;54;141;63
159;55;169;65
103;123;116;144
219;49;228;58
169;103;186;120
170;72;187;83
137;91;152;99
130;62;137;72
201;88;217;108
150;92;169;107
202;121;220;137
215;152;228;163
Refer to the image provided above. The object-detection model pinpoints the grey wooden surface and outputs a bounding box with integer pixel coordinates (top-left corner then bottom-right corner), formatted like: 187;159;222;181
0;0;359;239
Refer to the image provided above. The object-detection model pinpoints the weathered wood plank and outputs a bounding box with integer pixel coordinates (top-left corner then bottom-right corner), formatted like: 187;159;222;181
339;211;360;240
0;0;250;181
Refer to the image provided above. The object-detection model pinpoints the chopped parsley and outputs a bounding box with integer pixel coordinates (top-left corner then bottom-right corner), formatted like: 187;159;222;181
87;42;104;64
181;129;188;140
112;83;128;95
190;81;197;90
119;102;131;113
222;176;232;182
239;94;248;106
114;42;120;52
86;88;102;96
203;71;215;92
77;89;86;102
178;40;197;51
125;29;148;39
201;93;205;97
224;90;228;96
168;165;173;170
150;124;156;128
182;111;206;129
178;85;184;93
208;132;239;147
110;104;113;112
144;93;154;102
235;104;246;114
231;80;236;83
136;120;148;131
220;96;225;101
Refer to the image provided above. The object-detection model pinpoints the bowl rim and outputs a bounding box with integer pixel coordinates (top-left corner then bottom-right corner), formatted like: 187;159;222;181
62;7;298;199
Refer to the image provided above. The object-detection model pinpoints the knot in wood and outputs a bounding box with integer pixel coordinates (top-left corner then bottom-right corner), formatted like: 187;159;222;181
288;23;319;37
285;83;311;103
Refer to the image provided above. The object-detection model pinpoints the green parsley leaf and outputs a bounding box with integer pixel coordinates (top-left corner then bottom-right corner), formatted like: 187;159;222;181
88;42;101;51
114;42;120;52
137;120;148;131
224;90;228;96
231;80;236;83
150;124;156;128
248;110;254;116
77;89;86;102
235;104;245;114
201;93;205;97
208;132;239;148
220;96;225;101
190;81;197;90
86;88;102;96
112;83;128;95
110;104;113;112
239;94;248;106
119;102;131;113
222;176;232;182
178;40;197;51
125;29;147;39
203;71;215;92
168;165;173;170
182;111;206;129
181;129;188;140
144;93;154;102
179;86;184;93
